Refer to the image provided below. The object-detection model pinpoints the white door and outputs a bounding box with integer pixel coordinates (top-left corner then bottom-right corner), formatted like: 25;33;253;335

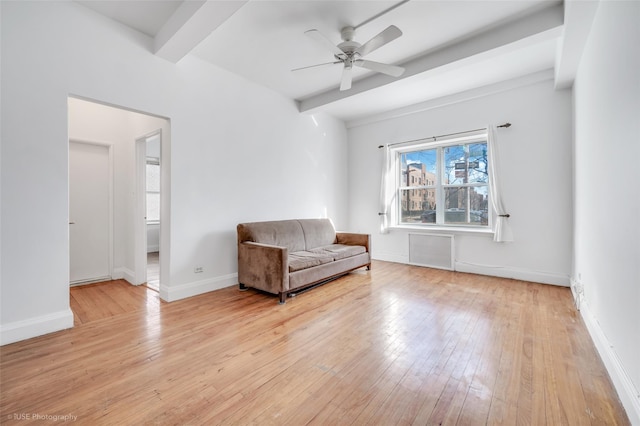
69;141;111;284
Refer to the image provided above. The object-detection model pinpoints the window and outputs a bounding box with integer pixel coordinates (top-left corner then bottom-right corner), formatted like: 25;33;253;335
146;157;160;224
394;132;489;227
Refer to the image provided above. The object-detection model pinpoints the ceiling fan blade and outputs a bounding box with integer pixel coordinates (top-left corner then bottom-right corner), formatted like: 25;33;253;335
355;25;402;57
292;61;342;72
305;29;346;58
355;59;405;77
340;66;353;91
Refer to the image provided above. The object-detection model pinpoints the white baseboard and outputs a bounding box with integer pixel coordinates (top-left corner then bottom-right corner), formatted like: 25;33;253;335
454;261;570;287
569;277;584;310
580;301;640;425
373;255;570;286
372;252;409;265
112;267;135;284
0;309;74;346
160;273;238;302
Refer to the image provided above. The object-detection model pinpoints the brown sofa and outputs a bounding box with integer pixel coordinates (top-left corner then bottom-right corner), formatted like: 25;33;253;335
237;219;371;304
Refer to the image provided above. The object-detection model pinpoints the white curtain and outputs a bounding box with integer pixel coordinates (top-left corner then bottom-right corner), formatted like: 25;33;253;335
487;124;514;242
379;145;394;234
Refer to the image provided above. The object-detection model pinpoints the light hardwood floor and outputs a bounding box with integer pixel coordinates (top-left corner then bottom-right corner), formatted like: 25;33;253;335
146;251;160;292
1;261;630;425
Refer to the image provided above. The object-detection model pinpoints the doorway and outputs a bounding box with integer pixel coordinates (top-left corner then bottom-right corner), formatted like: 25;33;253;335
136;132;162;291
68;96;170;295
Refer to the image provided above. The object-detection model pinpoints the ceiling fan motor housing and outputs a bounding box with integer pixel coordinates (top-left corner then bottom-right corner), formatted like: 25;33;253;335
340;26;356;41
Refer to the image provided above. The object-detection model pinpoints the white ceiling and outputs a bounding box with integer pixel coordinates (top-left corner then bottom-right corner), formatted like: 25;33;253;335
76;0;183;38
75;0;571;124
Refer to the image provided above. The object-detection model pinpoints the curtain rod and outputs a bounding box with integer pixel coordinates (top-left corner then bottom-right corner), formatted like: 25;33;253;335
378;122;511;149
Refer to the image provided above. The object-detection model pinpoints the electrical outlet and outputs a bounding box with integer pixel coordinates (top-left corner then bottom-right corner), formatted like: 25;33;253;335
194;266;203;273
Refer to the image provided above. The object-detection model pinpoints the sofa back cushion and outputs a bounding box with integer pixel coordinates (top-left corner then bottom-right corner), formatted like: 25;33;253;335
298;219;337;250
237;220;306;252
237;219;337;252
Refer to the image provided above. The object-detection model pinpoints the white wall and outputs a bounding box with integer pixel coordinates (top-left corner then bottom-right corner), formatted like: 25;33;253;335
348;78;573;286
0;1;348;344
573;1;640;422
68;98;168;280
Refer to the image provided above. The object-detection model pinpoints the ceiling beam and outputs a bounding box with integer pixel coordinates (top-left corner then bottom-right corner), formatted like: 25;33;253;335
298;2;564;114
154;0;247;64
554;0;599;89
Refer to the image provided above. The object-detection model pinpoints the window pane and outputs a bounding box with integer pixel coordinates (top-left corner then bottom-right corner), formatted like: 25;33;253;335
444;145;466;184
147;193;160;222
400;189;432;223
468;142;488;184
444;186;489;225
444;187;467;224
471;186;489;225
400;149;436;187
444;143;488;184
146;163;160;192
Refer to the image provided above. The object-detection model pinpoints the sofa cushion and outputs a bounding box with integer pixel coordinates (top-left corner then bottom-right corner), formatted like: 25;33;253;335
289;251;333;272
310;244;366;261
237;220;306;252
298;219;337;250
289;252;371;290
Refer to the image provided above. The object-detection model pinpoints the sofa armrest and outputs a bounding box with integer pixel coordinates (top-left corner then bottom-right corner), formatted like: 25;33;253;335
238;242;289;293
336;232;371;252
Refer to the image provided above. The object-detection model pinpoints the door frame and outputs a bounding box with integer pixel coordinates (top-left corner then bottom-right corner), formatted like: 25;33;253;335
134;130;163;286
69;139;114;285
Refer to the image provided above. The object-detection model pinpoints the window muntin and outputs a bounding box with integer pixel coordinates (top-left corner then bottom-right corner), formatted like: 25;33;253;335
395;135;489;227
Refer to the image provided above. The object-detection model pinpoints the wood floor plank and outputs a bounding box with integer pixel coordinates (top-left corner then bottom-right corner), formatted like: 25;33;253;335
455;281;505;425
0;261;630;425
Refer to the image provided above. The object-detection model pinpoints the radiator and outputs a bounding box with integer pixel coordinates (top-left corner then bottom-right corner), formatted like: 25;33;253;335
408;233;454;270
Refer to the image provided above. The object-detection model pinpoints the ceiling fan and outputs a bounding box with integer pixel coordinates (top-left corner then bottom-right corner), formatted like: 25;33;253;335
293;25;405;91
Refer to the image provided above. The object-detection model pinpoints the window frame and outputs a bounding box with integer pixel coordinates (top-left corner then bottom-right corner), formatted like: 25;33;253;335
392;131;491;229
